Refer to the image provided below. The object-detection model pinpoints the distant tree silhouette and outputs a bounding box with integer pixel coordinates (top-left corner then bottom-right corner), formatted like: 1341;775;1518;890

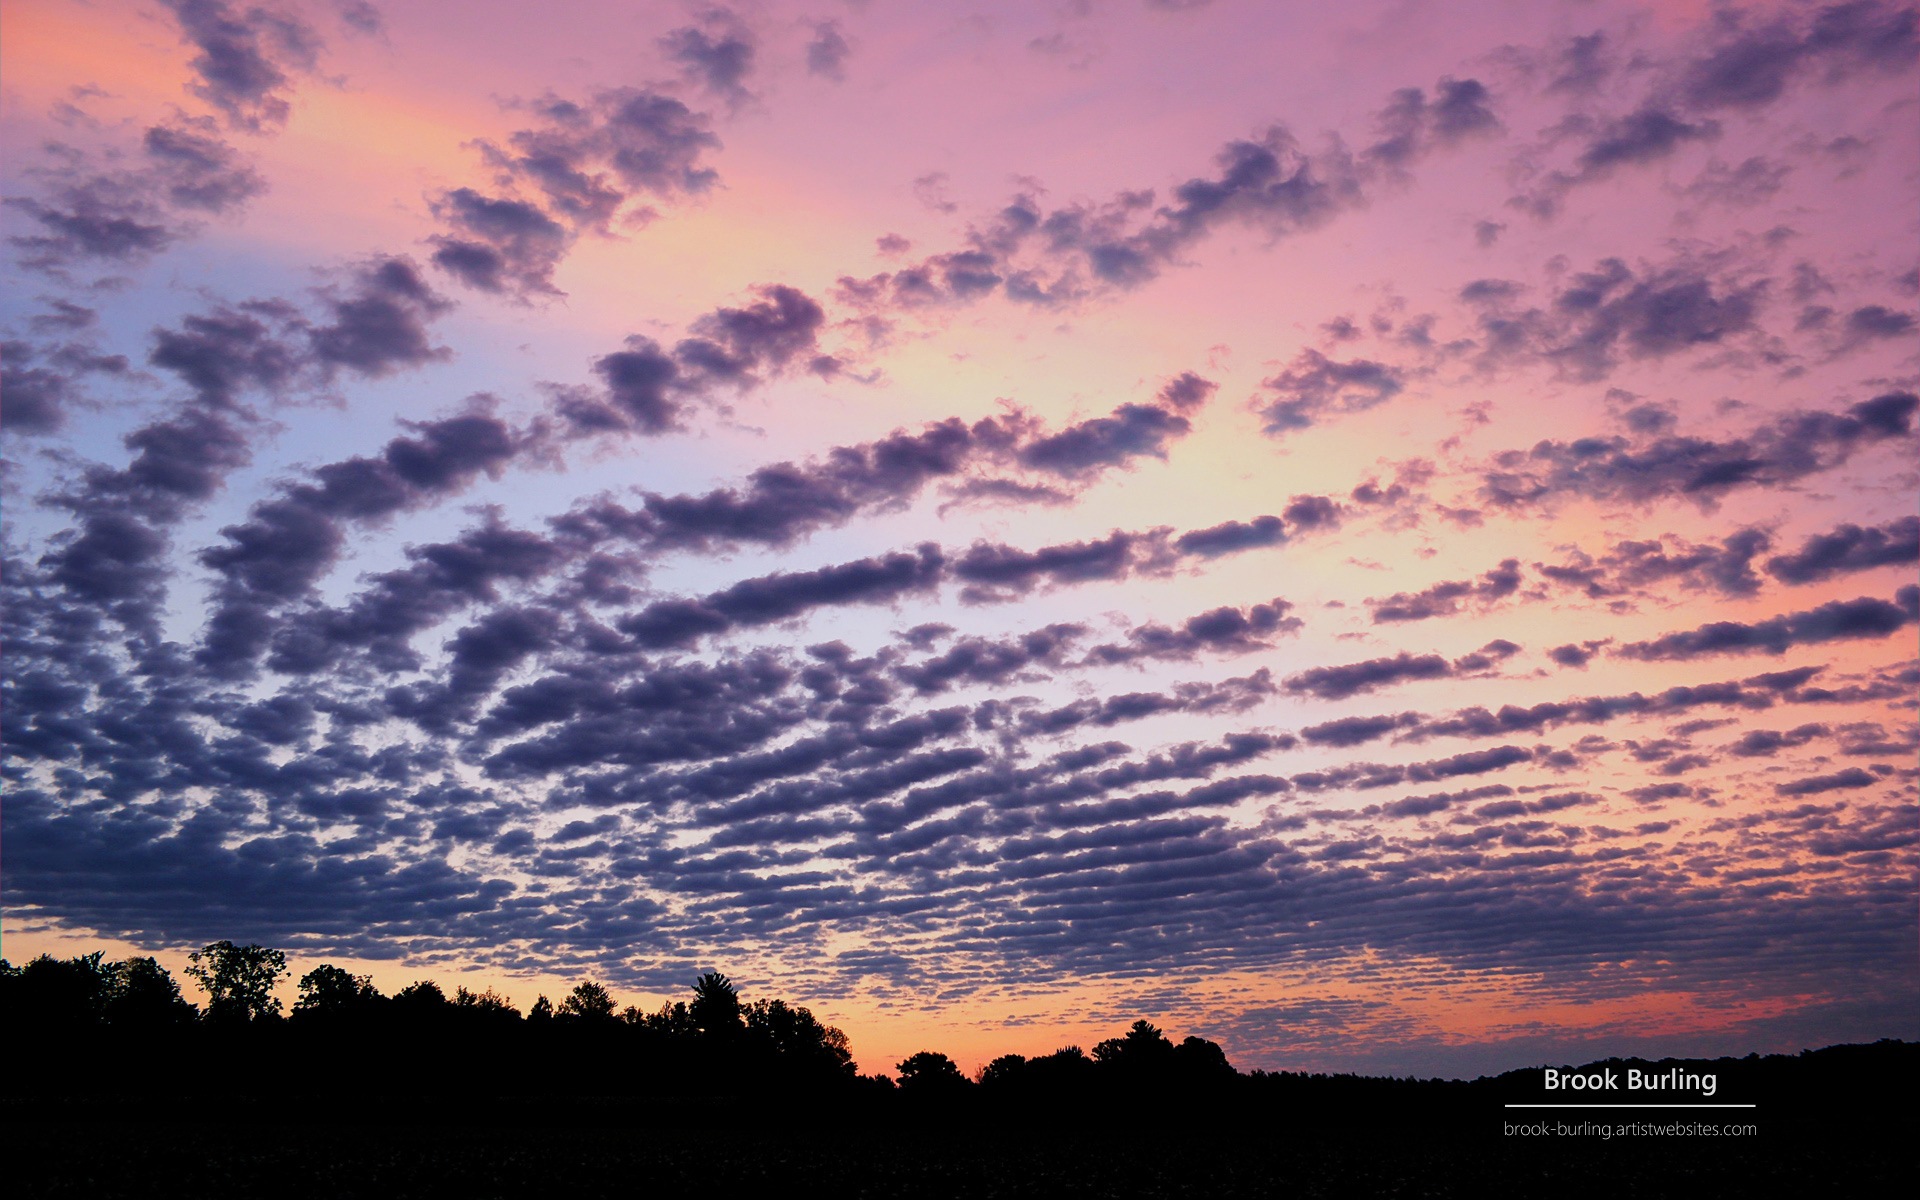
3;954;194;1097
392;980;449;1013
12;943;1920;1154
558;981;617;1021
1093;1018;1177;1071
295;965;383;1017
981;1044;1098;1102
978;1053;1028;1088
5;953;114;1027
1088;1020;1235;1096
641;998;697;1037
1175;1034;1236;1080
7;941;1281;1112
104;956;199;1027
745;997;855;1079
8;941;1284;1112
0;953;199;1031
449;986;522;1045
896;1050;971;1096
185;941;287;1024
690;971;742;1036
1034;1045;1090;1071
453;986;519;1018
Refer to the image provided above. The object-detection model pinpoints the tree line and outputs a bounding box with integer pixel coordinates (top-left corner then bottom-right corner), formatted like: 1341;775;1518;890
0;942;1238;1107
5;942;1911;1132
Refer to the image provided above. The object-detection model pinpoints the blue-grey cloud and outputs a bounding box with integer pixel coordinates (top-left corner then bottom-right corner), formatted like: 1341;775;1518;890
1617;588;1920;661
159;0;324;131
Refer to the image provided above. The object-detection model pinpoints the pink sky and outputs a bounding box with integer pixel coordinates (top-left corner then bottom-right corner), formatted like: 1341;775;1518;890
3;0;1916;1077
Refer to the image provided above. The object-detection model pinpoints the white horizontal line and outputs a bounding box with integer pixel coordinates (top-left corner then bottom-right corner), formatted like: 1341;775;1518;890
1503;1104;1757;1109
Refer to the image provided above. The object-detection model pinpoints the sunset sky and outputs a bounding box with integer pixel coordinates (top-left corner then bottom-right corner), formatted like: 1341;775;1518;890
3;0;1916;1078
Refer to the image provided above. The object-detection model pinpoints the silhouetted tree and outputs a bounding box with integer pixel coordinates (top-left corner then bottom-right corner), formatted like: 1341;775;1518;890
3;953;200;1031
294;965;384;1017
3;954;192;1097
7;952;114;1027
642;999;696;1037
104;956;198;1027
1035;1045;1090;1068
896;1050;971;1096
978;1053;1029;1089
185;941;287;1024
1093;1018;1177;1071
1175;1034;1236;1080
449;986;522;1043
0;940;1294;1113
558;981;617;1021
453;986;519;1017
392;980;449;1013
690;971;742;1036
1023;1044;1098;1098
745;997;855;1079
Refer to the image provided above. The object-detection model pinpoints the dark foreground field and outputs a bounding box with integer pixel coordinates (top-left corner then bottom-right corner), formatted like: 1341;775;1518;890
9;1096;1902;1199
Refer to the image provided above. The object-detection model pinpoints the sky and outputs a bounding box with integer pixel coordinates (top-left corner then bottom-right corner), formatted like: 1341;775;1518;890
2;0;1916;1079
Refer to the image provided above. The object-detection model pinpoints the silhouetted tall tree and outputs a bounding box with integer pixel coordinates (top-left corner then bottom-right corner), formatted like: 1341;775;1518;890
294;965;384;1018
5;953;113;1027
978;1053;1029;1089
745;997;855;1080
449;986;522;1038
896;1050;971;1097
642;999;696;1038
392;980;449;1014
1;954;198;1028
104;956;199;1028
1175;1034;1236;1080
185;941;287;1024
690;972;742;1037
1093;1019;1177;1071
559;981;617;1022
